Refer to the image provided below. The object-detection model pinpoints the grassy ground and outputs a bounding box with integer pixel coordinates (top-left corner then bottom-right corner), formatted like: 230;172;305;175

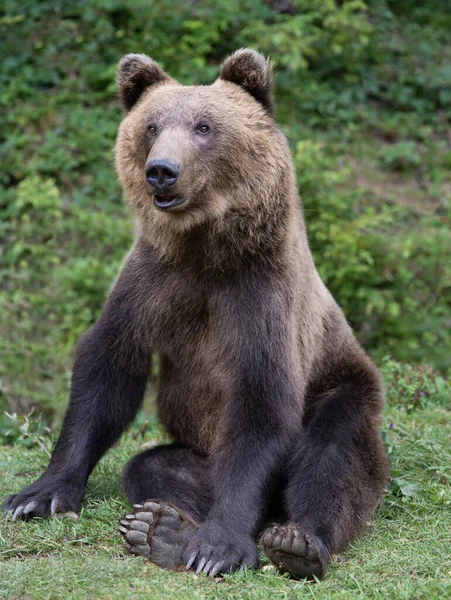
1;380;450;600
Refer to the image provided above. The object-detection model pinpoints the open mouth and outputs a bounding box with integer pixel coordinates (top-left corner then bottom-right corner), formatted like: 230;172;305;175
154;194;186;211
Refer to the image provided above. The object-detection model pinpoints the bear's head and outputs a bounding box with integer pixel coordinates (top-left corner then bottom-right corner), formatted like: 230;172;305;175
115;49;296;260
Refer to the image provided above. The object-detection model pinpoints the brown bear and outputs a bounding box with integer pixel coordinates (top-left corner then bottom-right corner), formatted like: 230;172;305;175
3;49;388;580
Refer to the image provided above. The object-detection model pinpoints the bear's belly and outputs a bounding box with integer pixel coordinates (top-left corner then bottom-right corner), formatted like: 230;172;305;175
155;354;225;455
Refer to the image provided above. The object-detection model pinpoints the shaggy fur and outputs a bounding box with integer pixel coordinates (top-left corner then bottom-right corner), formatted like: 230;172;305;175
3;49;388;580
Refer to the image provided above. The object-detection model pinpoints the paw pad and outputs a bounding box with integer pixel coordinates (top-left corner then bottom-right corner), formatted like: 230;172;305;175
118;500;197;569
260;523;329;580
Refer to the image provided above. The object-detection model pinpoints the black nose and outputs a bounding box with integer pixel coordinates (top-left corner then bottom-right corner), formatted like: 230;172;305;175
146;159;180;192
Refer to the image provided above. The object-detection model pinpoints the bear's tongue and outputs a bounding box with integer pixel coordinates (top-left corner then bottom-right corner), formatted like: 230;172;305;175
154;194;185;210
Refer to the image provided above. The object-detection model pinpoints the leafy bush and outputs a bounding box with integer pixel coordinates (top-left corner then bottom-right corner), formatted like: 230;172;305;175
295;140;451;369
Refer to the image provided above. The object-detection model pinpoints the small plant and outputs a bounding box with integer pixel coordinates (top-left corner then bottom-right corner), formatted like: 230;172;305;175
1;410;53;454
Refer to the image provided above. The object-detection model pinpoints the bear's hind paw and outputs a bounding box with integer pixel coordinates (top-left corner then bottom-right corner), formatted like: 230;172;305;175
119;500;198;570
260;523;329;580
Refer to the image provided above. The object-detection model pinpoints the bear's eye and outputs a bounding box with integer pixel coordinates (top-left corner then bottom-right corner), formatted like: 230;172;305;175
148;125;157;136
197;124;210;135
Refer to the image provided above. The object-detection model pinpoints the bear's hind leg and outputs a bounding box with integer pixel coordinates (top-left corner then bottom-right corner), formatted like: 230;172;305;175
261;384;388;580
119;444;212;569
121;443;212;521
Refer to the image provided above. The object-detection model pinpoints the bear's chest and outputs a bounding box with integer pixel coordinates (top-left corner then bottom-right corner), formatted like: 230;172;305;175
143;273;226;453
148;279;209;359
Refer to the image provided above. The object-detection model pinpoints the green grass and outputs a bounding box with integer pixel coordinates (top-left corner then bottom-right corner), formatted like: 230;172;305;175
1;385;450;600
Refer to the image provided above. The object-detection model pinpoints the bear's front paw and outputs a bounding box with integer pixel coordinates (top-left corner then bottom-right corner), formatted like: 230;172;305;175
3;474;83;521
183;522;258;576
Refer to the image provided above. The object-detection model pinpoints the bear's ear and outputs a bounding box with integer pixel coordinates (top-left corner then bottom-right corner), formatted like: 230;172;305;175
219;49;274;115
117;54;174;111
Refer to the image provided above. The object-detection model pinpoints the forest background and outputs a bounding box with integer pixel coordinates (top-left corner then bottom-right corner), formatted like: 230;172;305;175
1;0;450;432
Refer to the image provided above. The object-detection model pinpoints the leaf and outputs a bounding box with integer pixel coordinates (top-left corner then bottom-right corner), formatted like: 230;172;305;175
393;478;422;498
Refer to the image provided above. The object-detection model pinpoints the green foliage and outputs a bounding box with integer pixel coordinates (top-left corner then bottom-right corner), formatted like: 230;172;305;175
381;357;450;411
378;141;422;172
245;0;373;74
0;0;450;425
295;140;451;370
0;410;53;451
0;173;132;417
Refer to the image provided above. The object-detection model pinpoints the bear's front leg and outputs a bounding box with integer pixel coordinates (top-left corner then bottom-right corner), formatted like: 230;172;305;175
182;277;301;575
3;268;152;520
181;427;290;575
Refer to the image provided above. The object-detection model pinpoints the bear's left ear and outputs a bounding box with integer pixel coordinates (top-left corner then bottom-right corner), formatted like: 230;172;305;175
117;54;174;112
219;49;274;115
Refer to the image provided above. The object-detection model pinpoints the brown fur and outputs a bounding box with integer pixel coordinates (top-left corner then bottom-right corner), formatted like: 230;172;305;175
4;49;388;579
114;51;384;458
114;52;388;566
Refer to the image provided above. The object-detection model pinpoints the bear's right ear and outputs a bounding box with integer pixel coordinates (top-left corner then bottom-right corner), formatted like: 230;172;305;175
117;54;173;111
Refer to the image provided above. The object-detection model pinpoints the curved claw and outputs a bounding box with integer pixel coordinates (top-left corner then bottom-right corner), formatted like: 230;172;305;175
209;560;224;577
12;505;24;522
196;557;207;575
185;552;197;571
203;559;214;575
23;501;38;515
50;497;59;516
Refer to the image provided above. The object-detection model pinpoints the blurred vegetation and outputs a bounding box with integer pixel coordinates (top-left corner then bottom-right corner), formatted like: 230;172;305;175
0;0;450;427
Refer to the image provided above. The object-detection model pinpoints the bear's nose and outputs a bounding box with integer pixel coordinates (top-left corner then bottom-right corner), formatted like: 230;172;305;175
145;159;180;191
